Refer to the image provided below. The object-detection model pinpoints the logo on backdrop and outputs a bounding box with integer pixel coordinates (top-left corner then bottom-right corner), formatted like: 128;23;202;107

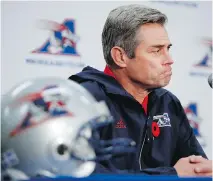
26;19;84;67
189;38;212;77
184;103;206;147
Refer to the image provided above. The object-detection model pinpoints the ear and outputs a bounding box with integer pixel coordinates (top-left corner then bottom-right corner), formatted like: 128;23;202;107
110;46;127;68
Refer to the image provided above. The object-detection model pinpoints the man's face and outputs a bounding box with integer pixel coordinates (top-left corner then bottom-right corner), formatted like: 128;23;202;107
125;23;173;89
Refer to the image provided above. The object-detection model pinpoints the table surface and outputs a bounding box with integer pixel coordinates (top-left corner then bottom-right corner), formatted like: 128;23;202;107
28;174;212;181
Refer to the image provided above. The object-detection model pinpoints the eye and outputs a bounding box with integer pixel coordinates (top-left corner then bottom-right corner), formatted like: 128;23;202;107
167;45;172;51
152;49;161;55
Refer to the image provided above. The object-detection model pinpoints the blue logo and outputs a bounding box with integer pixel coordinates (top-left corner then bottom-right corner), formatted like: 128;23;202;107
189;38;212;77
33;19;79;56
184;103;206;146
26;19;84;67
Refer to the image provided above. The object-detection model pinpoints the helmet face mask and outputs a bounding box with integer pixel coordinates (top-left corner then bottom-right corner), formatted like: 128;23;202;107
1;77;136;179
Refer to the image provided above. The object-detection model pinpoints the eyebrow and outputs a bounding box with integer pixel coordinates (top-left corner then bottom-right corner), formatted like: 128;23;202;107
150;44;172;48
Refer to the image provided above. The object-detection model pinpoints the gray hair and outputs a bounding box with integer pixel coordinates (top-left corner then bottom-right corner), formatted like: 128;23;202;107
102;4;168;66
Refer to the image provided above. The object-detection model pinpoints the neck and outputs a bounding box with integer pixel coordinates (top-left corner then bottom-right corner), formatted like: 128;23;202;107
111;68;150;103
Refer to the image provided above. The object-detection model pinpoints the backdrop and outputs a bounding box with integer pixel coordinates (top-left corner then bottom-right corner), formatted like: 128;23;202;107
2;1;212;158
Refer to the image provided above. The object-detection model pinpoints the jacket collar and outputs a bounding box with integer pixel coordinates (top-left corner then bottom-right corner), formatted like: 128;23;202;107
69;66;168;99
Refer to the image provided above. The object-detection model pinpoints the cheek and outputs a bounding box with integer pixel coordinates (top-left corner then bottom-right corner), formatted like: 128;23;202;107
147;60;163;74
141;54;162;69
129;55;163;79
145;63;165;82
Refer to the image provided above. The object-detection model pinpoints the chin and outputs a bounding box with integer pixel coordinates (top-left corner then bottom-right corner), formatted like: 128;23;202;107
162;81;170;87
157;80;171;88
149;77;171;89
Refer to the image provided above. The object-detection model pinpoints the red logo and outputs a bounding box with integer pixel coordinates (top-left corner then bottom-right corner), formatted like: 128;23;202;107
115;120;126;128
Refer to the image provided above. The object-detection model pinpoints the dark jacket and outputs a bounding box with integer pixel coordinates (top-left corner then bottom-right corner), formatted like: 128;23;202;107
69;66;207;175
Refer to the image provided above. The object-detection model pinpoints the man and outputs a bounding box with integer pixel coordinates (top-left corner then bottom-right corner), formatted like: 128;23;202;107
69;4;212;177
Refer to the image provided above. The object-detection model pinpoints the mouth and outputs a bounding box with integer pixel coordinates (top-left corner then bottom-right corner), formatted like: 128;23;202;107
165;68;172;76
167;71;172;77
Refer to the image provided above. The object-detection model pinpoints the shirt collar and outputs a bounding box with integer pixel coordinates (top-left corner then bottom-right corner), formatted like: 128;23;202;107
104;65;116;79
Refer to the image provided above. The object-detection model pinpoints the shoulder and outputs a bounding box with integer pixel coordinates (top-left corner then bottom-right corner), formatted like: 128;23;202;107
156;88;182;105
154;88;184;113
79;81;107;102
160;89;186;118
166;90;181;104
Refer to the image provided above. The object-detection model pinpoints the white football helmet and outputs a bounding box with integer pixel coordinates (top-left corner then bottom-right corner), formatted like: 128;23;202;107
1;77;135;180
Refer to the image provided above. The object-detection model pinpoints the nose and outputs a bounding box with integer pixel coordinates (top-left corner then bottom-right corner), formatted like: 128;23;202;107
163;53;174;65
167;56;174;65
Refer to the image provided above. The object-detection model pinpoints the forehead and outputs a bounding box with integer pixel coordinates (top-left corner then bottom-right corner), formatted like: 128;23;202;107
137;23;171;46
